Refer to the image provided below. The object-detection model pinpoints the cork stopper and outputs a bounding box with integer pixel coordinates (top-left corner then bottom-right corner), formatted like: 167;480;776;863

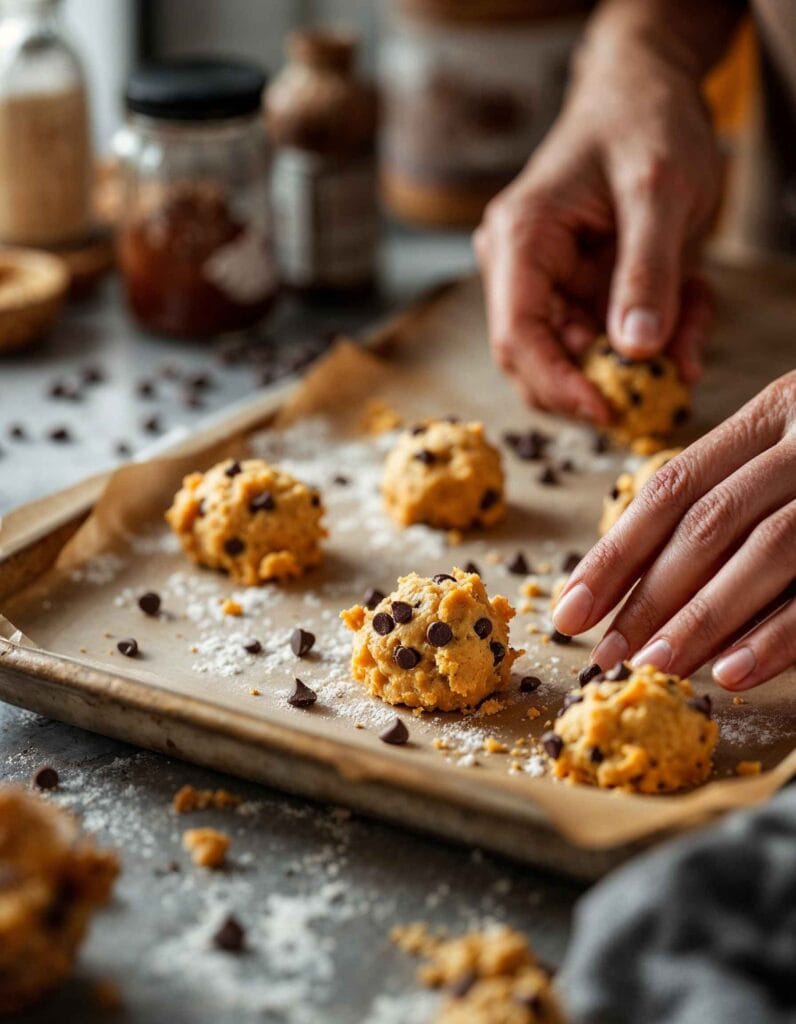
287;29;357;74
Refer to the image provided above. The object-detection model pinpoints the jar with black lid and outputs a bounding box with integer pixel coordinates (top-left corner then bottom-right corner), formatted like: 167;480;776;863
117;58;276;339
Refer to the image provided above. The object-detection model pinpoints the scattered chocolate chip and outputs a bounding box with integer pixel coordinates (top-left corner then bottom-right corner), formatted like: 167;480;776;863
287;678;317;708
610;486;620;500
519;675;542;693
490;640;505;665
391;601;413;624
224;460;242;478
82;364;105;385
480;488;499;510
426;621;453;647
290;628;315;658
332;474;349;486
414;449;436;465
117;638;138;658
562;552;581;574
504;429;549;461
505;551;529;575
687;694;712;718
363;588;385;610
628;389;642;407
410;424;426;436
48;379;81;401
449;971;477;999
561;691;583;712
502;431;521;449
648;360;664;378
394;645;421;669
474;617;493;639
8;424;27;441
115;441;132;458
249;491;275;512
673;406;690;426
578;663;601;686
223;537;245;556
443;414;460;424
549;630;572;645
138;591;161;617
379;717;409;745
310;493;321;507
463;561;481;575
560;458;575;472
142;415;161;435
136;379;156;399
187;371;213;391
538;465;559;486
243;639;262;654
33;766;59;790
373;613;395;635
605;661;631;681
589;746;604;764
432;573;455;584
47;426;72;443
213;914;245;952
592;433;609;454
541;731;563;759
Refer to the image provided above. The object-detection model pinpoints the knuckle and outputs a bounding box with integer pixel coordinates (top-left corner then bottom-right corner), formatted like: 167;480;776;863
585;532;625;577
628;154;676;200
620;257;672;297
680;487;738;551
750;507;796;563
676;593;720;647
639;459;693;516
617;586;661;642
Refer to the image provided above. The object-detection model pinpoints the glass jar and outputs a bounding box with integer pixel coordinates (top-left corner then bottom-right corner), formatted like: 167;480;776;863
0;0;92;247
118;59;276;339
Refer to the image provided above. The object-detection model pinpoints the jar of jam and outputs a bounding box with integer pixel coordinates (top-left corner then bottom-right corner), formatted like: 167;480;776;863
118;59;276;338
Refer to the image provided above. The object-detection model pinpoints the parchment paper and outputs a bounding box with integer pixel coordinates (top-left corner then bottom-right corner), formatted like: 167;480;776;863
1;262;795;849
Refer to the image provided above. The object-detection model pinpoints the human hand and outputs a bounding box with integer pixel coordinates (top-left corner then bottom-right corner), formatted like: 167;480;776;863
474;35;721;422
552;372;796;691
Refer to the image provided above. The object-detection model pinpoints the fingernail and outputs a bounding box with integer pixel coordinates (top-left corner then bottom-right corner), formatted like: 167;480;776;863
631;637;673;671
620;308;661;355
552;582;594;636
713;647;756;689
591;630;629;671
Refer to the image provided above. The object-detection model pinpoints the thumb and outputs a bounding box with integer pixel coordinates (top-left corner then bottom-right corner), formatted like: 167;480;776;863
607;185;688;359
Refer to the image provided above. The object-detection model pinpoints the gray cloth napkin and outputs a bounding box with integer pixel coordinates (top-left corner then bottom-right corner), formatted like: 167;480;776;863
561;786;796;1023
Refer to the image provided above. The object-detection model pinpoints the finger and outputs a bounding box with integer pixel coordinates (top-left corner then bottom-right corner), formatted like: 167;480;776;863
552;392;786;636
591;440;796;668
606;168;690;359
628;498;796;678
667;275;714;383
712;594;796;691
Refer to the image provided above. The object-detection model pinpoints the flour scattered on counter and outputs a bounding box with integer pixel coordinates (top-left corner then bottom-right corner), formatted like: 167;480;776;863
69;552;126;586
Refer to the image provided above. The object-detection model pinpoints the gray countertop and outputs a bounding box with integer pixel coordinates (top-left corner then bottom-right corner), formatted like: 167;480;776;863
0;229;583;1024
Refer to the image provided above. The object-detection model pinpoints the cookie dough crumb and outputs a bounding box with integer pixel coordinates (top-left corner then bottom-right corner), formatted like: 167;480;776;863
522;580;544;598
360;398;402;435
732;696;746;706
249;688;261;696
527;707;541;720
631;435;666;456
483;737;508;754
182;827;230;868
475;699;506;717
447;529;464;546
221;598;243;616
735;760;762;776
433;738;450;751
172;784;242;814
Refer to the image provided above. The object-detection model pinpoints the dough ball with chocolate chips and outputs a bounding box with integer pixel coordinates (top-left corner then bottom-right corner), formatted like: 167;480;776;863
341;568;521;711
545;663;718;793
382;419;505;530
582;338;691;447
0;786;118;1014
599;447;682;534
166;458;326;585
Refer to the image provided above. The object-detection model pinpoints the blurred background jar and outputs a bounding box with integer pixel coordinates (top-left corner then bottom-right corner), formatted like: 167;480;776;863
0;0;92;247
265;29;380;298
380;0;593;229
117;58;276;339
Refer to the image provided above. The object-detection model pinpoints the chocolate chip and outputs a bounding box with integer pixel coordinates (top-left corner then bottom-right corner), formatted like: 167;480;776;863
332;475;350;486
562;552;581;574
502;431;521;449
541;731;563;759
673;406;690;426
48;426;72;443
578;663;602;686
410;424;426;436
48;379;81;401
432;573;455;584
474;617;493;639
648;360;664;378
82;364;105;385
506;429;549;461
392;601;413;624
605;662;631;681
443;414;460;424
142;414;161;435
519;675;542;693
610;486;620;500
310;493;321;507
243;639;262;654
549;630;572;645
373;612;395;635
379;717;409;745
224;537;245;556
480;488;499;511
561;691;583;712
538;465;559;486
136;379;156;399
33;766;59;790
138;591;161;616
426;621;453;647
213;914;245;952
249;491;275;512
115;441;132;458
463;561;481;575
287;678;317;708
8;424;27;441
188;371;213;391
224;460;242;478
589;746;604;764
592;433;609;454
394;645;420;669
505;551;529;575
628;389;643;407
290;628;315;658
449;971;477;999
560;458;576;473
414;449;436;465
490;640;505;665
117;638;138;657
363;588;385;610
687;694;712;718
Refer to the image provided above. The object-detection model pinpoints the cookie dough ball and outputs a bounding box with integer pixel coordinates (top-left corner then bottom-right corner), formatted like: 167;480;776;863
583;338;690;446
0;786;118;1014
382;419;505;530
166;457;326;586
599;448;681;534
544;664;718;793
341;569;521;711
